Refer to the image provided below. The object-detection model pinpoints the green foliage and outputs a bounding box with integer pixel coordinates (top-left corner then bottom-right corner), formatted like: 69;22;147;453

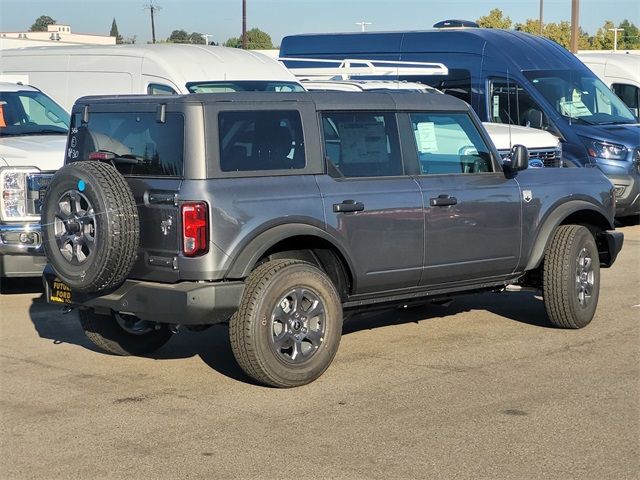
477;8;512;30
224;28;274;49
110;18;124;44
477;9;639;51
29;15;55;32
167;29;208;44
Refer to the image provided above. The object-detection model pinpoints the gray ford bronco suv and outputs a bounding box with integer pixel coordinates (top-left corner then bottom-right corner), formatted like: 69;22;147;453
41;92;623;387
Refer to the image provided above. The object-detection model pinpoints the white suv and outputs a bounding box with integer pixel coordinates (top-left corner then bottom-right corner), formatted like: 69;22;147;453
0;82;69;278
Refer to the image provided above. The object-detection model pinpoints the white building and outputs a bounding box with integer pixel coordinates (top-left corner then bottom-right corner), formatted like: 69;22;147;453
0;24;115;46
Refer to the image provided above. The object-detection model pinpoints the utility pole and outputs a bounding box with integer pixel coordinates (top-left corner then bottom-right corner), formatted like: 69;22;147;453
538;0;544;35
608;28;624;51
570;0;579;53
355;21;372;32
144;1;161;44
242;0;247;49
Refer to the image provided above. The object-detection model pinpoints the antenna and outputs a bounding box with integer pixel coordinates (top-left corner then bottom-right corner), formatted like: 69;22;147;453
507;69;512;150
144;1;162;44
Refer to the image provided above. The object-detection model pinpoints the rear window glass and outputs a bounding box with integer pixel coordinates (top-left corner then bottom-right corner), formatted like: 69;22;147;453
218;110;305;172
67;112;184;176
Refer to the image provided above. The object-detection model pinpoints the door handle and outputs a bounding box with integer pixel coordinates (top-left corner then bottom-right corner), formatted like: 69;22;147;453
333;200;365;213
429;194;458;207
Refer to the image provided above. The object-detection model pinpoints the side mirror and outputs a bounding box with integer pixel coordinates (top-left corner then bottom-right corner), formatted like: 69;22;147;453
504;144;529;172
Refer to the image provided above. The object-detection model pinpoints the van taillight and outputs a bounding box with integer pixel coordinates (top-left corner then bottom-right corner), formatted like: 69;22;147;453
181;202;208;257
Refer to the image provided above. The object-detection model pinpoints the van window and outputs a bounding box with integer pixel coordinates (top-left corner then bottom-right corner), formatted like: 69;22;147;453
321;112;403;178
147;84;177;95
218;110;305;172
490;78;550;130
402;69;471;103
524;70;636;125
410;113;493;175
67;112;184;177
187;81;304;93
611;83;639;115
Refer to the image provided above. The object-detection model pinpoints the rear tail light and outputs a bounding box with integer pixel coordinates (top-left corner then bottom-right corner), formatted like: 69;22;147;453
181;202;208;257
88;151;115;161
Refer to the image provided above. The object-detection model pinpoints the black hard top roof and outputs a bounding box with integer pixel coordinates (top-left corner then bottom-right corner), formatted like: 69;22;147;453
74;91;470;112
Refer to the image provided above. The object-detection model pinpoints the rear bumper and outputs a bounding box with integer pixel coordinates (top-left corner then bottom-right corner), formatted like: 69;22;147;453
43;266;245;325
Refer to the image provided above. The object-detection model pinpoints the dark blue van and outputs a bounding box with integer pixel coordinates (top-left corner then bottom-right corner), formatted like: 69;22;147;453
280;28;640;218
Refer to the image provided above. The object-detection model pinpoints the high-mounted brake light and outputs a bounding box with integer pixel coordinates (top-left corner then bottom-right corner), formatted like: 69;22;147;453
182;202;208;257
88;151;115;161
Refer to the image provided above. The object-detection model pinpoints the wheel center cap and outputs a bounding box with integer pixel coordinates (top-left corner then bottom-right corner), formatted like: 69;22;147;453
292;320;302;331
68;220;81;234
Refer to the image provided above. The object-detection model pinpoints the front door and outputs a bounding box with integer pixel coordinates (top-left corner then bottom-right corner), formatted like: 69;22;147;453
406;111;522;286
317;111;424;294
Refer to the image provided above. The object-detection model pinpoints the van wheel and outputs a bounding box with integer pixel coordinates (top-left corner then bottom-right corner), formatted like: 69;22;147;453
543;225;600;329
41;161;139;293
229;259;343;388
79;309;173;356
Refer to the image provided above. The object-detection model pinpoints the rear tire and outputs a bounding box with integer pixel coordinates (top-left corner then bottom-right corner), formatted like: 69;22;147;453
79;309;173;356
543;225;600;329
229;259;343;387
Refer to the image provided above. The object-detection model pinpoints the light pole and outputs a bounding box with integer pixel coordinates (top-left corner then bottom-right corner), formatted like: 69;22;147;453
242;0;247;49
355;21;371;32
608;28;624;51
201;33;214;45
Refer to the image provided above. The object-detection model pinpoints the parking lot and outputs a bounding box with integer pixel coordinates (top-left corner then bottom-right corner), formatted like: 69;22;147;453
0;224;638;479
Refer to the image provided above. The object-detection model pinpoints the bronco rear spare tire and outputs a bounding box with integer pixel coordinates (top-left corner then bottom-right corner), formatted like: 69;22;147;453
42;161;139;293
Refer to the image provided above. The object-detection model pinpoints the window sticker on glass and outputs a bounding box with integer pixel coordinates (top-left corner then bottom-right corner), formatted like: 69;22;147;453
415;122;438;153
339;122;387;163
492;95;500;118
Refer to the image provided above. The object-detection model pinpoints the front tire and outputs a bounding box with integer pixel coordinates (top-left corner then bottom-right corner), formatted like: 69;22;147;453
543;225;600;329
79;309;173;356
230;259;343;388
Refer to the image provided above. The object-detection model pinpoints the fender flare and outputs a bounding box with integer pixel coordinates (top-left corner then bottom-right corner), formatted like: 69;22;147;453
524;200;613;271
224;223;355;280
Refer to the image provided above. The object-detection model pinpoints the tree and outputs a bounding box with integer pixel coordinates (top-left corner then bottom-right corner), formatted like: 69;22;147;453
167;29;189;43
591;20;617;50
224;28;273;49
29;15;55;32
516;19;590;49
188;32;206;44
476;8;512;30
110;18;124;44
618;19;640;49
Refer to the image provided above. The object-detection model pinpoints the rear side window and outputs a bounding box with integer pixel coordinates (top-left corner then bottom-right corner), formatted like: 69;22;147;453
321;112;402;178
410;113;493;175
218;110;305;172
611;83;639;113
67;112;184;176
403;69;471;103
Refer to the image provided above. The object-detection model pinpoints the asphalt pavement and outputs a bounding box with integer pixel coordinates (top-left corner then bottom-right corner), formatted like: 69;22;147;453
1;225;638;480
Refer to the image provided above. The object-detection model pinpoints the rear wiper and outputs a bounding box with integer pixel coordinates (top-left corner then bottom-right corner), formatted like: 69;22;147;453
88;150;145;164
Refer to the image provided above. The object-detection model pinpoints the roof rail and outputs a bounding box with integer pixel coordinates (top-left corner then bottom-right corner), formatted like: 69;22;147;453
279;57;448;80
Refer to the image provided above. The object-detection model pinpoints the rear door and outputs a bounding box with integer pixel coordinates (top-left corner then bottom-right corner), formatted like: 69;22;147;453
316;111;424;294
67;103;186;282
405;111;522;286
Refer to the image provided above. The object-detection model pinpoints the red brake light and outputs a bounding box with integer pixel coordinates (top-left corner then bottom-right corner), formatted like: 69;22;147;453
88;151;115;161
182;202;208;257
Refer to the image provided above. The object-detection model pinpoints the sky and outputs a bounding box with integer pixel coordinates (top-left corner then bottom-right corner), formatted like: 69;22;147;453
1;0;638;45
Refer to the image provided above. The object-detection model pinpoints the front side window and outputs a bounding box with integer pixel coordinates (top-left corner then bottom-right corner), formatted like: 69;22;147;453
66;112;184;176
524;69;636;125
321;112;402;178
490;79;550;130
187;81;304;93
218;110;305;172
410;113;493;175
611;83;639;115
0;90;69;137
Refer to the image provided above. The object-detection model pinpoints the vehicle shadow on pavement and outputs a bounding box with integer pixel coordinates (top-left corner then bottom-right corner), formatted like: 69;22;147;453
0;277;44;295
27;289;553;385
343;291;553;334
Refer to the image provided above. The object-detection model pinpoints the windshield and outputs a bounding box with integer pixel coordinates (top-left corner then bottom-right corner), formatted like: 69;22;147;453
524;70;636;125
186;81;304;93
0;90;70;136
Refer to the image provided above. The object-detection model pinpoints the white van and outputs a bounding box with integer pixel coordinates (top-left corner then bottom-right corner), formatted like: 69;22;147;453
0;82;69;277
577;52;640;116
0;44;304;111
